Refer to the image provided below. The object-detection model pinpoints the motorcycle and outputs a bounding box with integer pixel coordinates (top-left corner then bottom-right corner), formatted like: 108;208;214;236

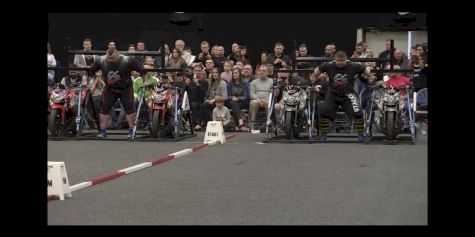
375;84;413;142
149;84;173;138
48;83;87;136
279;85;308;140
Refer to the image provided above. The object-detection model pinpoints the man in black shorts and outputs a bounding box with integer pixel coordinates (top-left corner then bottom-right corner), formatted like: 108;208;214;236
313;51;373;142
89;48;145;138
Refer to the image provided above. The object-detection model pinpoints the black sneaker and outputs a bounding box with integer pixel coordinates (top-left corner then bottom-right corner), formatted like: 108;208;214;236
97;128;107;138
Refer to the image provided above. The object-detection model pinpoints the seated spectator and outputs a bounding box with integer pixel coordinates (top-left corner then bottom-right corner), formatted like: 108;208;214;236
393;49;408;69
228;68;250;130
166;48;187;69
242;64;256;83
249;65;274;130
267;42;292;70
60;64;88;88
383;65;413;97
220;60;234;83
352;42;375;68
213;96;234;132
201;67;228;128
235;61;244;70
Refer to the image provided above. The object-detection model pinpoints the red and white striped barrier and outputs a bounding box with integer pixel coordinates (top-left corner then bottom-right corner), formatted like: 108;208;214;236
48;134;237;201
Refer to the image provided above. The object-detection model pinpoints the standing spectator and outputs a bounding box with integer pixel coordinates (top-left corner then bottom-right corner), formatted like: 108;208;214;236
155;44;170;68
378;39;393;60
249;65;274;130
242;64;256;83
213;96;234;132
295;43;316;69
128;44;135;52
88;69;105;118
212;46;227;71
135;41;146;64
227;42;240;63
194;41;212;64
211;45;219;57
322;43;335;58
393;49;409;69
184;47;195;66
144;56;157;77
74;38;100;69
107;40;116;50
220;60;234;83
185;65;208;131
266;63;276;81
175;39;192;66
236;46;251;65
267;42;292;70
47;42;57;86
408;44;427;90
166;48;187;69
229;68;250;130
201;67;228;128
256;51;268;71
204;59;215;77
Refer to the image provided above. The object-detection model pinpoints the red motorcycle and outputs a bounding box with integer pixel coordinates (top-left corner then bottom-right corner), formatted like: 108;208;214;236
48;83;87;136
149;84;173;138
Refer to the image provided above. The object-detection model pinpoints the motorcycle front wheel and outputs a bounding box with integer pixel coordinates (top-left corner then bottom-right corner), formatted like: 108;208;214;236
386;111;396;140
284;111;295;140
49;109;61;137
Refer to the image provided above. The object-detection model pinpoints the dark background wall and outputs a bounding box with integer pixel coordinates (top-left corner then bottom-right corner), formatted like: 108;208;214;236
48;13;427;68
